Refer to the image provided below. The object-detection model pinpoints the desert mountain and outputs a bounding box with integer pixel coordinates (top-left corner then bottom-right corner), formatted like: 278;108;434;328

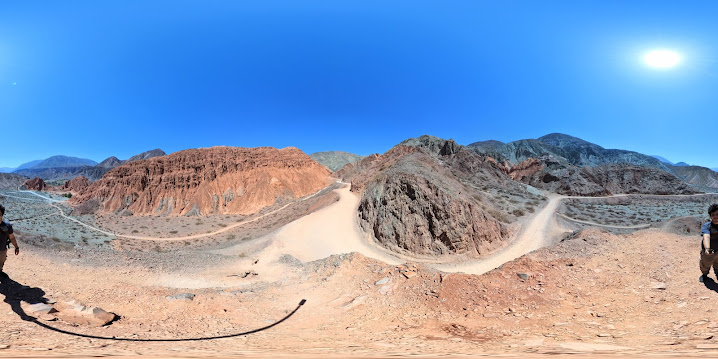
0;167;16;173
309;151;365;172
11;149;167;182
337;136;540;259
22;155;97;170
14;159;42;171
670;165;718;190
337;134;701;259
71;146;332;216
470;133;673;173
0;173;28;190
127;148;166;162
97;156;123;168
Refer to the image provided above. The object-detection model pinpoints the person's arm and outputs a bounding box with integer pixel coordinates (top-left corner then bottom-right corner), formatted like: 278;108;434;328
8;233;18;255
704;233;712;254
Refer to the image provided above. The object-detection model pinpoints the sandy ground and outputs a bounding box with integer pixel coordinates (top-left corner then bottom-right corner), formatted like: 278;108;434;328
3;185;718;358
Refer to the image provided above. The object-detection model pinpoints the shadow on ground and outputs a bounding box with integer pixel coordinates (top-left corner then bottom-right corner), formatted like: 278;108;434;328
0;273;305;341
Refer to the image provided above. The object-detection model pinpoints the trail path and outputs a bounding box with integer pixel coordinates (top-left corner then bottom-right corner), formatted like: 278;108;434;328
434;193;567;275
9;185;718;276
12;186;330;241
220;183;403;265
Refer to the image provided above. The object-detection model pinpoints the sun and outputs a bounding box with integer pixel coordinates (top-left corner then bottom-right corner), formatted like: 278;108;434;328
643;49;682;69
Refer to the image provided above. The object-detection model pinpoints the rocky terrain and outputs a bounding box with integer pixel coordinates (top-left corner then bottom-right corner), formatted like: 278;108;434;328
3;183;718;357
471;133;673;173
62;176;91;193
309;151;365;172
671;165;718;190
468;134;701;196
338;136;545;259
508;158;697;196
0;173;28;190
70;146;332;216
22;177;47;191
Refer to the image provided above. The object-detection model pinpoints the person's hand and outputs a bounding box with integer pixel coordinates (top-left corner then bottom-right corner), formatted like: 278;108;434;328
14;247;19;255
706;248;715;255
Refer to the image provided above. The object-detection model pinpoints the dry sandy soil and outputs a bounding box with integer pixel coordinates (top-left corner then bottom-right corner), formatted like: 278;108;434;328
2;184;718;358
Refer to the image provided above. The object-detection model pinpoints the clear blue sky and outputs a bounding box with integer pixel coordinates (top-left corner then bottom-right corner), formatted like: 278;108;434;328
2;1;717;169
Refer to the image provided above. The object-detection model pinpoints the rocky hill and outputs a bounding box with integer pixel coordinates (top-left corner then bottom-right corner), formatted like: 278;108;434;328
504;157;696;196
97;156;123;168
337;136;541;259
670;165;718;189
470;133;673;173
71;146;332;216
22;155;97;170
127;148;166;162
22;177;47;191
309;151;365;172
0;173;28;190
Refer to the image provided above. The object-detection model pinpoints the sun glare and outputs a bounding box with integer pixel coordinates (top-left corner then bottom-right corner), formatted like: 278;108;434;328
643;49;682;69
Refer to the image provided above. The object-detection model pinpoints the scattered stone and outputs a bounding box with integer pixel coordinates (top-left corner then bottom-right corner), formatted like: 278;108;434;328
402;271;417;279
0;345;8;349
54;299;116;327
25;303;56;314
375;277;390;285
239;271;258;278
166;293;196;301
597;333;612;337
651;282;667;290
517;273;529;280
696;344;718;350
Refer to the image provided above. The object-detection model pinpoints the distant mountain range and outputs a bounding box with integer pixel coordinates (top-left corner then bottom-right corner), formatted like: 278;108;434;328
11;149;166;181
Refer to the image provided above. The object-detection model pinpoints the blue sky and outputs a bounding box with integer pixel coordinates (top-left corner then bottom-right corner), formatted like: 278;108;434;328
1;1;717;168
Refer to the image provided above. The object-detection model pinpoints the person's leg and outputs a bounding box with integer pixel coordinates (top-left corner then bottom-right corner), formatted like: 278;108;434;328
700;250;716;277
0;249;6;273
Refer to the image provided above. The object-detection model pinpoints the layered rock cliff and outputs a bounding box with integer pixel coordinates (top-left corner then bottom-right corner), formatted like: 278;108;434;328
71;146;332;216
62;176;91;193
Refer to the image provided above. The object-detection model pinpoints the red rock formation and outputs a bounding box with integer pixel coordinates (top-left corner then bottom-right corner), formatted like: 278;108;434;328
71;146;332;216
63;176;91;192
505;158;544;181
23;177;47;191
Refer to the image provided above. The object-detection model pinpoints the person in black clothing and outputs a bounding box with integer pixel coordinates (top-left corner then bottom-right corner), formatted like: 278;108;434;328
0;204;20;278
699;204;718;282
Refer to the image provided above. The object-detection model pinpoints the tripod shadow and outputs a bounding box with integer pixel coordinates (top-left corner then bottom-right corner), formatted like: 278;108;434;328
0;273;306;342
0;273;48;322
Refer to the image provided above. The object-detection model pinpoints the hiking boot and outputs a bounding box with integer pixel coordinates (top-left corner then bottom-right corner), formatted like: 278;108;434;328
700;274;709;283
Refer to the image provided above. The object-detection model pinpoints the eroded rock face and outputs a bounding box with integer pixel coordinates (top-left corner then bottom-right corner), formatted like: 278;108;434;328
62;176;90;192
360;171;509;257
590;164;696;195
71;146;331;216
343;144;511;259
23;177;47;191
503;158;696;196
